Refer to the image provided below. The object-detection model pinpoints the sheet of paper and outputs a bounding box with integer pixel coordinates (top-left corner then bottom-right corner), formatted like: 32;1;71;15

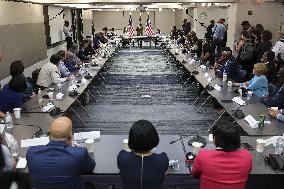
232;97;246;106
204;72;209;78
200;65;206;70
16;158;27;169
56;92;64;100
244;115;258;128
207;77;212;83
42;103;54;112
214;84;222;92
0;123;5;134
21;137;49;148
81;78;88;85
74;131;100;141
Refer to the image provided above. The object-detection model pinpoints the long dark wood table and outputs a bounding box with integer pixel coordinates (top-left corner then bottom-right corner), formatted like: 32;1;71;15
167;44;284;136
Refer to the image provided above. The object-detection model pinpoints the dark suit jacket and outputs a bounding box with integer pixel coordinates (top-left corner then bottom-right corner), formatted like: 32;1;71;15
262;85;284;109
27;140;96;189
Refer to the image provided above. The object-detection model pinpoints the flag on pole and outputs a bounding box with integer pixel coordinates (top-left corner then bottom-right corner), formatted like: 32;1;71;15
127;15;134;38
145;15;154;37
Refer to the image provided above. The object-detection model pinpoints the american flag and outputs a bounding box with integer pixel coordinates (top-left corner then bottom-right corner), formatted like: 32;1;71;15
145;15;154;37
127;16;134;38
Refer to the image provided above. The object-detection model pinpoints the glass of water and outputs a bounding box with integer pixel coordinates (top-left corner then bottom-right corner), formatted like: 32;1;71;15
275;137;284;155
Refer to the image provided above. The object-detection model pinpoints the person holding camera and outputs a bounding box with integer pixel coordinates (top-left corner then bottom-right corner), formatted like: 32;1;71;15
236;31;255;80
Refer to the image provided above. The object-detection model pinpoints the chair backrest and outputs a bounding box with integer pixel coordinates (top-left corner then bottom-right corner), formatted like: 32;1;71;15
268;83;276;97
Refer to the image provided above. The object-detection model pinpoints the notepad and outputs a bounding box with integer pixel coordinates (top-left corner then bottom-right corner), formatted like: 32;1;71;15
244;115;258;128
74;131;100;141
42;103;54;112
21;137;49;148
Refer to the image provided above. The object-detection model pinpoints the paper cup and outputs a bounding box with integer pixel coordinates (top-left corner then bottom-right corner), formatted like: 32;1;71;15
271;107;279;111
47;92;54;100
256;139;266;153
13;108;21;119
84;139;94;153
123;139;130;151
192;142;203;155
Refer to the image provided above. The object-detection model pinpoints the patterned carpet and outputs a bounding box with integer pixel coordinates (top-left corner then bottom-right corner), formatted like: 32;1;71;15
72;47;219;135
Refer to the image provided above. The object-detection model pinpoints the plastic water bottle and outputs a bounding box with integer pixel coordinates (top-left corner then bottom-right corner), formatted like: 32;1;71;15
10;135;19;157
238;88;243;97
70;74;76;85
37;89;43;102
194;53;198;60
206;61;210;71
275;137;284;155
223;71;227;82
227;81;232;93
5;112;13;132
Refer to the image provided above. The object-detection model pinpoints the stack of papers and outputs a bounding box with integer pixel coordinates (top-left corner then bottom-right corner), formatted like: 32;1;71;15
232;97;246;106
16;158;27;169
42;103;54;112
74;131;100;141
56;92;64;100
68;84;77;92
21;137;49;148
214;84;222;92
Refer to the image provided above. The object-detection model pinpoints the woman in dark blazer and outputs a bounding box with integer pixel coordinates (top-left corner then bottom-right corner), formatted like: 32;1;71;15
0;76;27;112
117;120;169;189
192;121;252;189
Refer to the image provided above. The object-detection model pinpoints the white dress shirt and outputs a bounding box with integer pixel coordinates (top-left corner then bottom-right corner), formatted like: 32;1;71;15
37;62;65;87
272;38;284;62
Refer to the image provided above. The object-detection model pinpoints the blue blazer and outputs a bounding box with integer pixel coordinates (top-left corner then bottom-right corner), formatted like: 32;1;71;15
27;140;96;189
0;84;25;112
262;85;284;109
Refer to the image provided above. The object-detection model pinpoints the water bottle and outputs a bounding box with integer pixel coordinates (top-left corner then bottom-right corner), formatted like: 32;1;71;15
70;74;76;85
238;88;243;97
223;71;227;82
194;53;198;60
206;61;210;71
10;135;19;158
37;89;43;102
227;81;232;92
5;112;13;132
275;137;284;155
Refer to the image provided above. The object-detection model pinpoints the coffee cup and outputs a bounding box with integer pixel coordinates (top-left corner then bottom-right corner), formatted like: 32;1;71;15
84;138;94;153
256;139;266;153
123;139;130;152
192;142;203;155
13;108;21;119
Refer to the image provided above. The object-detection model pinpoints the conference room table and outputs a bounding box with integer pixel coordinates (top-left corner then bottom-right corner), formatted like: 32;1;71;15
121;35;162;47
166;43;284;136
13;129;284;188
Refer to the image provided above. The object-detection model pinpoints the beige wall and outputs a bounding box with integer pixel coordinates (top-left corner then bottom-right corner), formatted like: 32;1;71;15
0;2;43;25
82;9;93;37
0;1;47;80
155;9;176;35
193;6;228;39
175;9;194;30
93;10;173;35
48;6;65;44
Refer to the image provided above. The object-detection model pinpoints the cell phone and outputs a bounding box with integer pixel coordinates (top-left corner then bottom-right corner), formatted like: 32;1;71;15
242;143;254;150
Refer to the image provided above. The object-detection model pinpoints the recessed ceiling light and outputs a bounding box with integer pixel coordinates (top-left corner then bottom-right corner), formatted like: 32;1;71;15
159;8;162;12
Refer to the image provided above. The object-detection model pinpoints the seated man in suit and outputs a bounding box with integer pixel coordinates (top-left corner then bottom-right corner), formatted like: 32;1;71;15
27;117;96;189
261;67;284;108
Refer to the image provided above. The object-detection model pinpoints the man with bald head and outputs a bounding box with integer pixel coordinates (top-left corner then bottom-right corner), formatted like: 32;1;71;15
26;117;96;189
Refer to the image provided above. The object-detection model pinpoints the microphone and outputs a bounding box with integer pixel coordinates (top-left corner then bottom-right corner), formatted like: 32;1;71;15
188;134;207;147
205;76;218;91
231;104;245;119
13;124;48;138
170;135;192;144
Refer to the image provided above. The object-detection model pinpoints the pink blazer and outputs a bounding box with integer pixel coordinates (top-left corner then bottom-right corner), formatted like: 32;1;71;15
192;149;252;189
